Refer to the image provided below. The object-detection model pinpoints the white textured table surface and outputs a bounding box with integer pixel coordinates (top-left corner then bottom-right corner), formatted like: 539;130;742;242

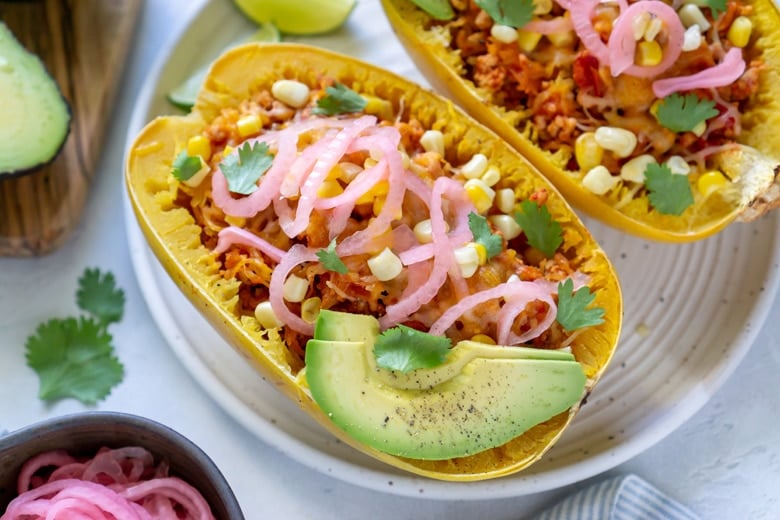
1;1;779;518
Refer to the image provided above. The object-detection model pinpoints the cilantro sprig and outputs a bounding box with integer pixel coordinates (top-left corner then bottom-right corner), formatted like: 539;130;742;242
644;163;695;215
655;93;718;133
220;141;274;195
171;150;203;182
555;279;605;332
374;325;452;373
316;239;348;274
700;0;727;18
514;200;563;258
476;0;535;28
468;212;503;260
313;83;367;116
25;268;126;405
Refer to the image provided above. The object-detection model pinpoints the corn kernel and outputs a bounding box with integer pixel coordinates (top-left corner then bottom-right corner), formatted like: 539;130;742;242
301;297;322;324
182;157;211;187
691;120;707;137
620;154;654;183
222;145;234;158
461;153;489;179
632;11;651;40
678;4;711;32
644;16;663;41
254;301;283;329
317;179;344;198
481;166;501;187
186;135;212;161
666;155;691;176
682;24;703;51
575;131;604;171
594;126;637;158
372;196;386;217
728;16;753;48
453;244;481;278
413;219;434;243
367;247;403;281
471;242;488;265
355;179;389;205
491;24;518;44
582;165;620;195
495;188;516;214
636;40;663;67
363;95;393;120
471;334;496;345
464;178;496;214
517;29;543;53
533;0;553;15
236;114;261;138
420;130;445;155
336;162;362;183
488;214;522;240
271;79;311;108
547;30;576;48
697;170;728;197
283;275;309;303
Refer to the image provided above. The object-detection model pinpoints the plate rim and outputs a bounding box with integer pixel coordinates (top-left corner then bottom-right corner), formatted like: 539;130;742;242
122;0;780;500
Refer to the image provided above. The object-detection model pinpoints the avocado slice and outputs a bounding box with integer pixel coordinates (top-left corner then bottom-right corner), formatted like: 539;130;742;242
0;22;71;178
305;312;587;460
314;308;380;342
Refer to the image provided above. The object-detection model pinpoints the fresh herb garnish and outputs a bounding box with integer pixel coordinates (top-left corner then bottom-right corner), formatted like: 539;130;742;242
220;141;274;195
555;279;605;332
475;0;535;28
408;0;455;20
655;93;718;133
171;150;203;181
468;212;503;260
374;325;452;373
316;238;348;274
514;200;563;258
700;0;727;18
25;268;125;405
644;163;695;215
313;83;367;116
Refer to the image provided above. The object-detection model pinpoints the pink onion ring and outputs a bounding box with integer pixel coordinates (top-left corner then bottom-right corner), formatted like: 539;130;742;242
268;244;318;336
652;47;746;98
214;226;286;262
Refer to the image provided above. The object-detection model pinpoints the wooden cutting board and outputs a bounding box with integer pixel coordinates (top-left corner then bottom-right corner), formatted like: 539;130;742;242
0;0;142;256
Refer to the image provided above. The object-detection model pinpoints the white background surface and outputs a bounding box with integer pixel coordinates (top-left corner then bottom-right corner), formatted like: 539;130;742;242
1;1;779;518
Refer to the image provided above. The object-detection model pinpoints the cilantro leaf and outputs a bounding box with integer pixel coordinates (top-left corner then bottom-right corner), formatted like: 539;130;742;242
555;279;605;332
374;325;451;373
171;150;203;181
25;317;124;404
468;212;503;260
655;93;718;133
644;163;694;215
220;141;274;195
700;0;727;18
475;0;535;28
514;200;563;258
316;239;348;274
76;268;125;327
313;83;367;116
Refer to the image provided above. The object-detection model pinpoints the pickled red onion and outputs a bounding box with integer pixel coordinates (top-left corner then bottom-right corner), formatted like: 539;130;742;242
652;47;746;97
570;0;612;65
268;244;318;336
214;226;286;262
497;283;557;345
608;1;684;78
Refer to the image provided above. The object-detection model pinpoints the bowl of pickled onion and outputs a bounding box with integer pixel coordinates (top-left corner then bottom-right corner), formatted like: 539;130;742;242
0;411;244;519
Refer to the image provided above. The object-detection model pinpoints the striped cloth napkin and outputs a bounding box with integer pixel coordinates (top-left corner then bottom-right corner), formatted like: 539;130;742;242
533;474;700;520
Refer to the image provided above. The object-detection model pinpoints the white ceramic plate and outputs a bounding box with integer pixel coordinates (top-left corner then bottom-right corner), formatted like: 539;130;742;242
124;0;780;500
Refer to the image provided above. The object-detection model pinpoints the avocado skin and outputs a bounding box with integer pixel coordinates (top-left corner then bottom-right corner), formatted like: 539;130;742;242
305;311;587;460
0;22;72;179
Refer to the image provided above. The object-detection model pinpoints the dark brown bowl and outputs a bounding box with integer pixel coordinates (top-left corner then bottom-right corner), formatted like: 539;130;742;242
0;411;244;519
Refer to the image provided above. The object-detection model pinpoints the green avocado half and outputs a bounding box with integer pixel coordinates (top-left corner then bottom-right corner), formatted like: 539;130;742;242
0;22;71;178
305;310;587;460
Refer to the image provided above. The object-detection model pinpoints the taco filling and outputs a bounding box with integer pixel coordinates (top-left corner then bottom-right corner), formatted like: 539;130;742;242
409;0;776;219
168;78;606;373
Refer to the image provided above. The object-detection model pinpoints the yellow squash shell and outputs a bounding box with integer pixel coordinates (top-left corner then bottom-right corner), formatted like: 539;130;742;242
380;0;780;242
125;43;622;481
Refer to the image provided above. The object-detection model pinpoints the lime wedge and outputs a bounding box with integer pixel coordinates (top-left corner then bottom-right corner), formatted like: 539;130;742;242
233;0;356;35
166;22;281;111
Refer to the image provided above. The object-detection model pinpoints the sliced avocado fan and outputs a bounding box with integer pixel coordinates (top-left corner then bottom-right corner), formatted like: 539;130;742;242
305;310;587;460
0;23;71;178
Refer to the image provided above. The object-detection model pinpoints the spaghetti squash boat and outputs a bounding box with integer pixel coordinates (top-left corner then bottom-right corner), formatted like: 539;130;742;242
125;43;622;481
381;0;780;242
